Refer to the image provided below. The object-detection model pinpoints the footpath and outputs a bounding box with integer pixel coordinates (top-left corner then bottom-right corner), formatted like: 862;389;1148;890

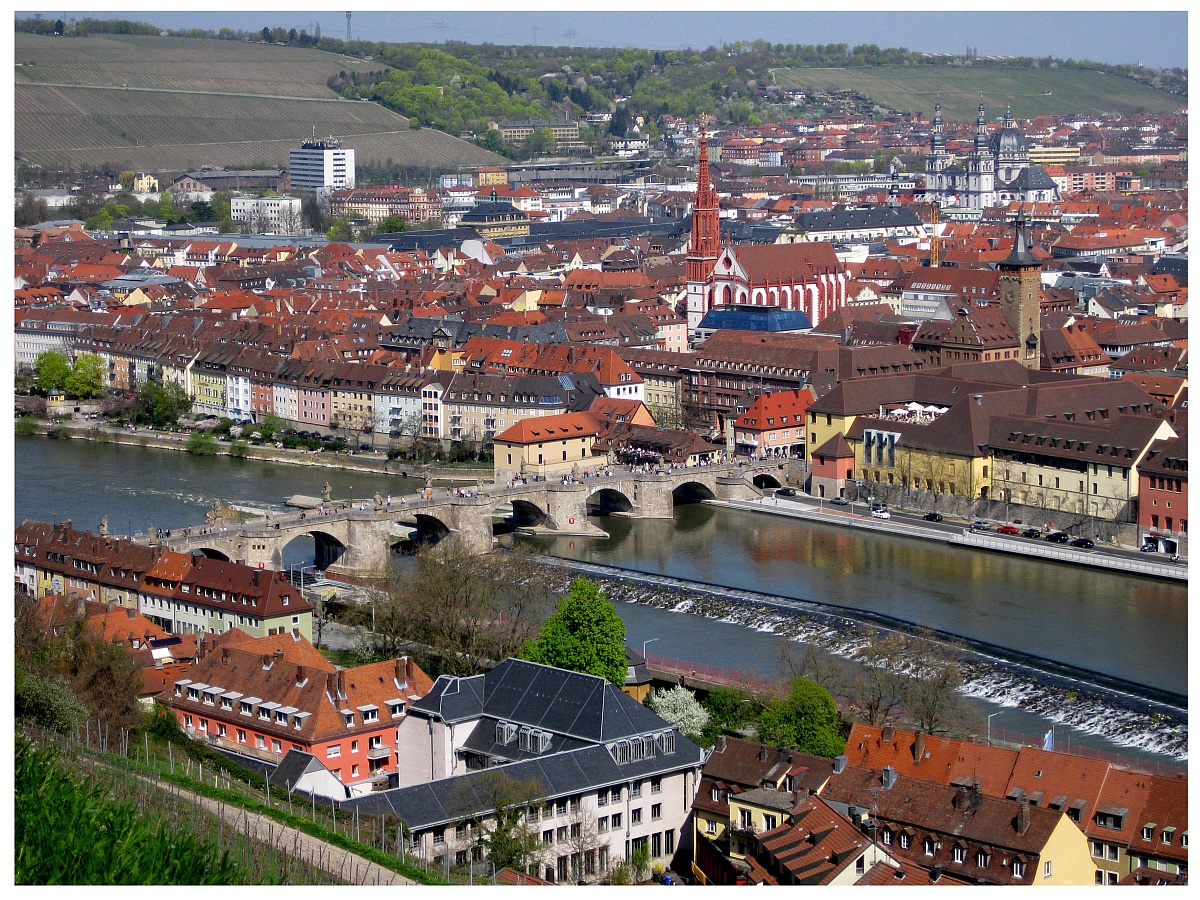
34;419;489;484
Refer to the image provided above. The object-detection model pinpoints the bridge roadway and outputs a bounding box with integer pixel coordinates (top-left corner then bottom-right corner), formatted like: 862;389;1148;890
150;461;782;577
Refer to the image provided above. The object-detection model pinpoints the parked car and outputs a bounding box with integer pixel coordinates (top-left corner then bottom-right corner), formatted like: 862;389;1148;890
1022;528;1043;538
776;487;796;497
970;521;990;531
870;508;891;519
1139;544;1157;552
829;497;849;506
1071;538;1095;549
1045;532;1070;543
922;512;943;522
996;524;1021;535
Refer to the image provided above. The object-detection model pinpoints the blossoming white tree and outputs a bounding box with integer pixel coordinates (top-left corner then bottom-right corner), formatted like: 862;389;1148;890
648;685;710;739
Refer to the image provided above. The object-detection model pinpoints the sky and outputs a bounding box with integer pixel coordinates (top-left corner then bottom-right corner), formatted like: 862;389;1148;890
41;8;1189;70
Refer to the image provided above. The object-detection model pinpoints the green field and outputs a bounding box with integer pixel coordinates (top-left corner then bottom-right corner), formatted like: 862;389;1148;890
770;65;1185;121
15;32;505;172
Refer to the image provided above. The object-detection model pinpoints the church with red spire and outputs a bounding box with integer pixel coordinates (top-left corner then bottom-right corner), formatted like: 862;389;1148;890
685;129;722;334
684;128;848;338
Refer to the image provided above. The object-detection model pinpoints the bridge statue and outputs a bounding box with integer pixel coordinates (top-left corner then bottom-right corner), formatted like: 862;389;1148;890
322;481;332;503
98;515;109;536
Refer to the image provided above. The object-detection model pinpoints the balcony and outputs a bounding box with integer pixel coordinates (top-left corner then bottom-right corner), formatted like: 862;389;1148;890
366;745;391;760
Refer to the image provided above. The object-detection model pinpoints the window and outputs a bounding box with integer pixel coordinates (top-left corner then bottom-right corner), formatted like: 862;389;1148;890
327;744;341;758
666;830;675;855
556;800;567;817
1142;827;1154;841
976;850;990;868
1044;861;1052;879
710;787;720;802
899;833;911;850
952;846;965;864
631;808;642;826
351;740;359;753
542;830;553;845
1012;860;1025;879
611;788;621;804
557;827;567;843
632;780;642;798
763;814;777;831
351;765;359;778
569;797;581;813
856;857;866;876
610;812;622;830
256;735;266;750
923;838;935;857
598;816;608;833
651;804;662;821
237;729;246;744
272;739;282;754
432;829;444;845
1107;845;1119;861
882;828;893;845
706;818;717;835
597;791;607;807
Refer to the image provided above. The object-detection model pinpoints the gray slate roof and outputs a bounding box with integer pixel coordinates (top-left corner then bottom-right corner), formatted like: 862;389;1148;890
409;658;668;743
340;738;705;827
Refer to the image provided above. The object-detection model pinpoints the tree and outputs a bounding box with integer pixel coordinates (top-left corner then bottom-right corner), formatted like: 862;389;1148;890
521;577;627;687
477;128;509;156
261;26;272;43
359;545;553;676
847;629;910;727
15;192;50;227
525;128;557;156
460;771;547;874
33;351;71;394
136;381;192;427
326;218;355;241
608;106;630;138
65;353;106;399
755;677;844;757
701;686;756;734
300;193;326;232
647;685;709;739
118;170;136;192
258;412;284;441
906;630;973;736
376;215;408;234
185;430;218;455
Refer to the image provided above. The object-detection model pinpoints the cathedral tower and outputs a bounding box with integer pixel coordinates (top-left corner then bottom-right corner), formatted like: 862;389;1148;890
997;206;1042;370
686;129;722;334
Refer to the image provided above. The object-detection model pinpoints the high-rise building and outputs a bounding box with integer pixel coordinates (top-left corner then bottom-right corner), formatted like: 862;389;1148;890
288;136;356;192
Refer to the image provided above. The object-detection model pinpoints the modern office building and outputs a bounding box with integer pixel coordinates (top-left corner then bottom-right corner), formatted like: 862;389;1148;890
288;136;356;192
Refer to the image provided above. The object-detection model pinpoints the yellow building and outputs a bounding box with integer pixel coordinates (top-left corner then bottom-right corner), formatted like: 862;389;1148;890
493;411;603;484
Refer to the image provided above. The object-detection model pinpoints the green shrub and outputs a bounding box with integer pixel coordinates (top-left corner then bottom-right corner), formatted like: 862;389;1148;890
15;416;40;436
15;671;87;734
228;439;248;458
185;430;218;455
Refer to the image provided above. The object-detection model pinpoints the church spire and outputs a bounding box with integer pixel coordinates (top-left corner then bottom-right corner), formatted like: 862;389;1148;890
974;93;989;153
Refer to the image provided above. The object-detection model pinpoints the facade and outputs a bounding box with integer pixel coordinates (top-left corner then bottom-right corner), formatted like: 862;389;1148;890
493;410;604;484
924;102;1061;209
1135;432;1188;539
164;630;433;795
230;195;303;235
354;658;705;883
288;137;356;192
733;389;815;459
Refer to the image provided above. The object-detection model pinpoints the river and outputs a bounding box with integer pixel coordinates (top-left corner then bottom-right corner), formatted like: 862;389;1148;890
13;436;1188;766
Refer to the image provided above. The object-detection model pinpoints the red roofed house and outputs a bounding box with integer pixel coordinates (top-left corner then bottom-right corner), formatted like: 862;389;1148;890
162;628;434;795
733;388;816;459
493;410;604;485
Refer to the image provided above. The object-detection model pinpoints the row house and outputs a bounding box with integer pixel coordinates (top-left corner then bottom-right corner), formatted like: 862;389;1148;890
844;724;1187;885
14;522;313;641
373;370;428;437
1137;432;1188;541
493;410;604;483
328;186;444;225
328;363;393;436
732;388;816;459
190;343;242;417
164;630;433;794
140;549;312;640
442;370;606;445
14;307;115;368
345;658;705;884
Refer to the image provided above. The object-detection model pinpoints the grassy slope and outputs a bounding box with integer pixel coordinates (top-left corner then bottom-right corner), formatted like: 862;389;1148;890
770;65;1185;121
15;32;505;171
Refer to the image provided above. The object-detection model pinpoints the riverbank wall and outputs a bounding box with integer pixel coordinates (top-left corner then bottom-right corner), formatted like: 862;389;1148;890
30;421;491;484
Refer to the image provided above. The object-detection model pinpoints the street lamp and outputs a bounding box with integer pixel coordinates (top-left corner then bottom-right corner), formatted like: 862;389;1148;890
642;637;659;660
986;711;1004;746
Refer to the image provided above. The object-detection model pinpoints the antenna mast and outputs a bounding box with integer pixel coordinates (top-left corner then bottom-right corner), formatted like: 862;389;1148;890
345;11;352;42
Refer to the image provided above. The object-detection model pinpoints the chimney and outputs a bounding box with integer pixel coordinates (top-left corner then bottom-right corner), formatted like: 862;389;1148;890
394;657;407;686
880;725;895;743
931;865;942;883
220;646;231;665
832;755;847;775
1017;797;1031;835
954;785;969;811
273;648;284;659
914;732;926;764
715;735;727;752
759;743;769;762
326;671;338;697
336;669;346;699
295;664;305;684
881;765;898;790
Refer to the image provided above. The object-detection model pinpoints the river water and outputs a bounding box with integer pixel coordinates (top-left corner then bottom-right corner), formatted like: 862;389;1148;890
13;436;1188;766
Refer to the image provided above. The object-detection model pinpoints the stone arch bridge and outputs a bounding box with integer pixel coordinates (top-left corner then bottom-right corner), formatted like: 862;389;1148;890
152;462;783;578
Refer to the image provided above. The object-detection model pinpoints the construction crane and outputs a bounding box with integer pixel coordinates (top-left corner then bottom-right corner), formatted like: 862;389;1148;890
929;202;941;268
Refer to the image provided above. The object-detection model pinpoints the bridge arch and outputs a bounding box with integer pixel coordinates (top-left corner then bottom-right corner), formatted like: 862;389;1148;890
587;487;634;516
491;498;551;533
190;547;231;561
279;530;348;571
391;513;452;554
672;481;717;505
752;472;782;489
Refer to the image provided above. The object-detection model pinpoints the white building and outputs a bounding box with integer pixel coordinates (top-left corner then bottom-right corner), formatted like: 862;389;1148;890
230;194;303;234
288;136;356;192
353;658;706;884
